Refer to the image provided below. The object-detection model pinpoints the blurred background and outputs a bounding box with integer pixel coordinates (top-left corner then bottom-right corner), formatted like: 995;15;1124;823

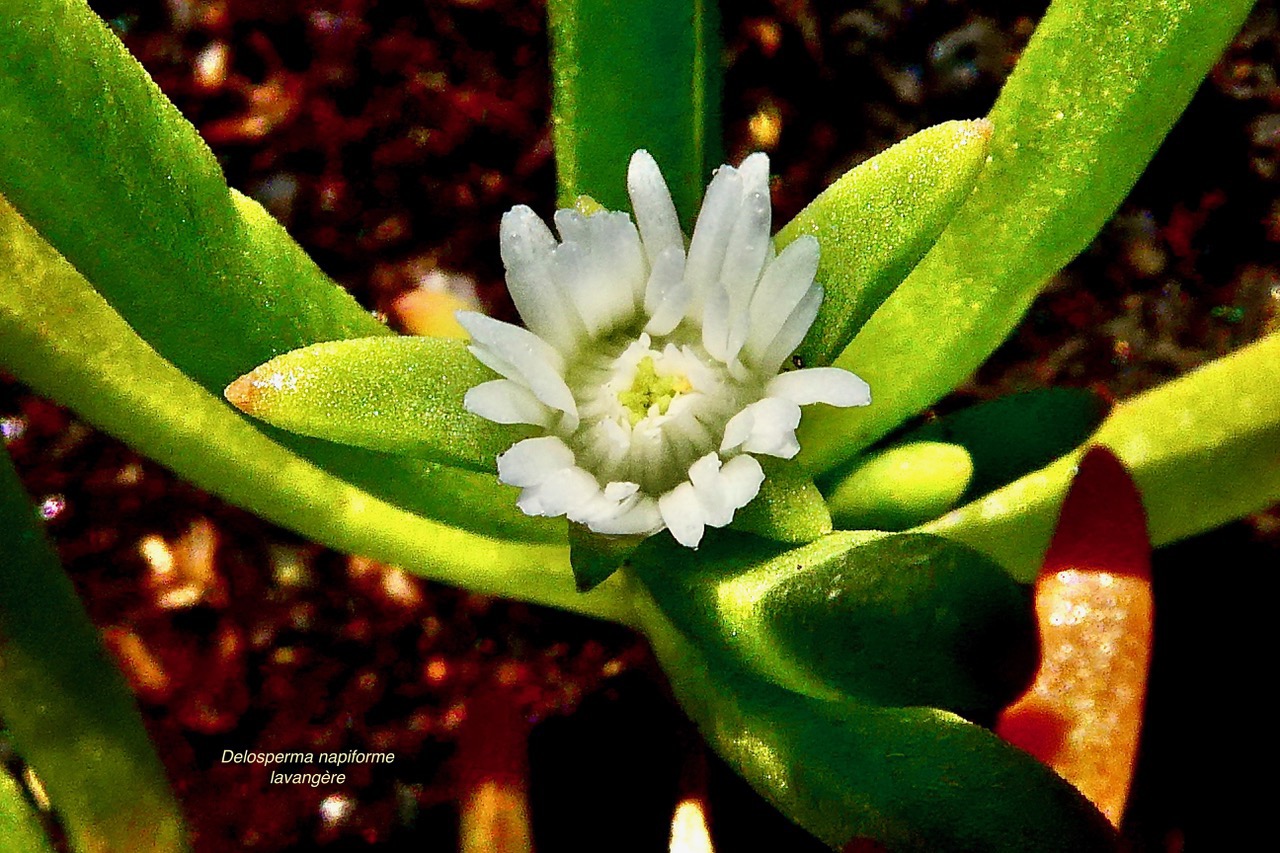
2;1;1277;850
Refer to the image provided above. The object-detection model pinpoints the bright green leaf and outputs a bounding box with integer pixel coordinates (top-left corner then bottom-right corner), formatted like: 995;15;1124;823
801;0;1258;472
731;459;832;544
922;332;1280;582
0;770;56;853
226;337;529;472
778;120;992;368
548;0;721;224
0;448;189;853
825;441;974;532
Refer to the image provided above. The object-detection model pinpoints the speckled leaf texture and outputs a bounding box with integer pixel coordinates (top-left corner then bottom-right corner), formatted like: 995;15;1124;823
778;120;991;368
0;449;189;853
800;0;1259;470
225;337;529;471
0;772;56;853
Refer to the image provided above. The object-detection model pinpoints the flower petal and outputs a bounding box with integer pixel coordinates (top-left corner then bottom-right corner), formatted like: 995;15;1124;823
743;236;819;366
496;436;576;487
643;245;690;335
551;211;645;338
517;465;599;517
659;482;707;547
456;311;579;426
628;150;685;267
757;285;823;375
766;368;872;408
464;379;552;426
684;165;743;319
720;397;803;459
500;206;584;352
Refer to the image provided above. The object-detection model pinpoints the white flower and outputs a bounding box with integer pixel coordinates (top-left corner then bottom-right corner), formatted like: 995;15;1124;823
458;151;870;548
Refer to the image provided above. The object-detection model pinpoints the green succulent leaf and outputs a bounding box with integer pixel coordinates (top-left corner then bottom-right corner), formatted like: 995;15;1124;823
731;459;832;544
548;0;721;224
0;449;189;853
778;120;992;368
226;337;530;472
567;523;644;593
631;583;1116;851
825;441;974;532
800;0;1258;471
0;771;56;853
826;389;1109;530
0;196;634;625
633;530;1037;721
923;332;1280;582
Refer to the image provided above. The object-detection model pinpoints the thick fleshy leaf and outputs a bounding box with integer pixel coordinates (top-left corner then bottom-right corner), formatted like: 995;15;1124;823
0;197;634;626
0;448;188;853
825;441;974;532
567;523;644;592
0;1;532;540
998;448;1153;828
776;120;992;368
0;0;387;389
630;582;1116;851
800;0;1258;471
633;530;1037;722
226;337;530;471
730;459;832;544
921;332;1280;582
548;0;721;224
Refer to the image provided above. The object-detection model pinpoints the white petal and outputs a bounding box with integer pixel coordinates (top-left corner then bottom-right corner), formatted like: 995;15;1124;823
686;453;733;527
684;166;743;318
766;368;872;408
585;494;664;536
517;465;599;517
721;398;803;459
551;212;644;337
643;246;690;335
496;436;575;487
743;236;819;366
456;312;579;426
628;150;685;266
707;187;772;362
659;482;706;547
499;206;583;351
736;152;771;199
464;379;551;426
716;454;765;518
757;285;823;375
604;481;640;502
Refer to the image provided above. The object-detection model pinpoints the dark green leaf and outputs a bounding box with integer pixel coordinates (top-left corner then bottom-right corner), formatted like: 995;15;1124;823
568;523;644;592
633;530;1038;721
548;0;721;224
631;583;1116;851
0;448;189;852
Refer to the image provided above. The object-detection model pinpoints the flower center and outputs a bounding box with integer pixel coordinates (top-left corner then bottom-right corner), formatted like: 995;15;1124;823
616;356;692;425
560;332;758;494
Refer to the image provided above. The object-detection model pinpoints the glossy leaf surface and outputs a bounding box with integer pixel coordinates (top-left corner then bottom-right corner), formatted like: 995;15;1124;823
778;120;991;368
634;531;1037;722
631;584;1116;851
226;337;528;471
801;0;1258;471
548;0;720;224
0;449;188;853
731;459;832;544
